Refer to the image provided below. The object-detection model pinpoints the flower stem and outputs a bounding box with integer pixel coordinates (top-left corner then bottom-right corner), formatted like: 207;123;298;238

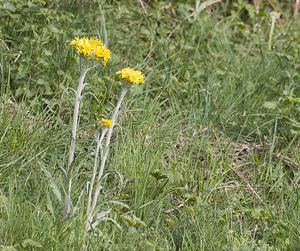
268;12;279;51
97;87;128;182
63;68;88;219
86;86;128;227
67;69;88;169
86;128;108;218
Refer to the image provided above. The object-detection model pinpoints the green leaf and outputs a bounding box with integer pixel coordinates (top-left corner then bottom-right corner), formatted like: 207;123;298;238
122;214;147;227
22;239;42;248
165;218;175;225
46;192;54;216
150;170;168;180
290;97;300;103
37;78;47;86
263;101;277;110
36;0;46;4
103;200;130;209
184;193;197;201
291;122;300;133
48;24;61;34
44;49;53;56
0;245;17;251
258;10;267;17
232;244;252;251
0;10;8;17
145;240;163;250
197;0;222;14
40;165;62;203
3;2;16;12
15;87;25;98
89;216;122;231
253;154;260;165
55;166;67;182
0;195;8;207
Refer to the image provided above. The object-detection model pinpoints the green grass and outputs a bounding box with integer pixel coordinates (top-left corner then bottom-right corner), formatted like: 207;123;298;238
0;0;299;250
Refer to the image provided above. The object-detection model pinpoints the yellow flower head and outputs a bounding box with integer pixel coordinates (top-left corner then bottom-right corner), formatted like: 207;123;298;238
94;44;111;66
98;118;112;127
116;67;145;85
70;36;111;65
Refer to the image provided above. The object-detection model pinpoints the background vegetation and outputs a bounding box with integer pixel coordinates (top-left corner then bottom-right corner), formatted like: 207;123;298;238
0;0;299;250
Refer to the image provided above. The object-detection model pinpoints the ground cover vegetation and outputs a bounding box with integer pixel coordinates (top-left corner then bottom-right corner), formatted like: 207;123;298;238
0;0;299;250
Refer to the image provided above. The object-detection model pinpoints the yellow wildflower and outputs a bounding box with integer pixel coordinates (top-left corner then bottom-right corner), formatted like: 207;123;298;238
70;36;80;47
94;44;111;66
116;67;145;85
92;38;103;47
98;118;112;127
70;36;111;65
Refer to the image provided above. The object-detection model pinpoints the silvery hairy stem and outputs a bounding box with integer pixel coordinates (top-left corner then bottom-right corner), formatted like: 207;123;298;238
86;128;108;219
97;87;128;182
86;86;128;228
268;12;280;51
67;69;88;170
63;65;90;219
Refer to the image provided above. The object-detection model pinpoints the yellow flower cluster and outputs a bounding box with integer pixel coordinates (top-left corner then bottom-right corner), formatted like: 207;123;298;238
70;37;111;65
98;118;112;127
116;67;145;85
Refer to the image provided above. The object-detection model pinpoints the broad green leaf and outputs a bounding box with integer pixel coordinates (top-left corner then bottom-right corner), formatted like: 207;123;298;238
22;239;42;248
3;2;16;12
263;101;277;109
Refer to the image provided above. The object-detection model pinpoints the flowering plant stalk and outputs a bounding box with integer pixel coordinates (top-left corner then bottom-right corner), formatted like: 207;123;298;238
63;36;145;232
268;11;280;51
63;37;111;219
86;67;145;230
